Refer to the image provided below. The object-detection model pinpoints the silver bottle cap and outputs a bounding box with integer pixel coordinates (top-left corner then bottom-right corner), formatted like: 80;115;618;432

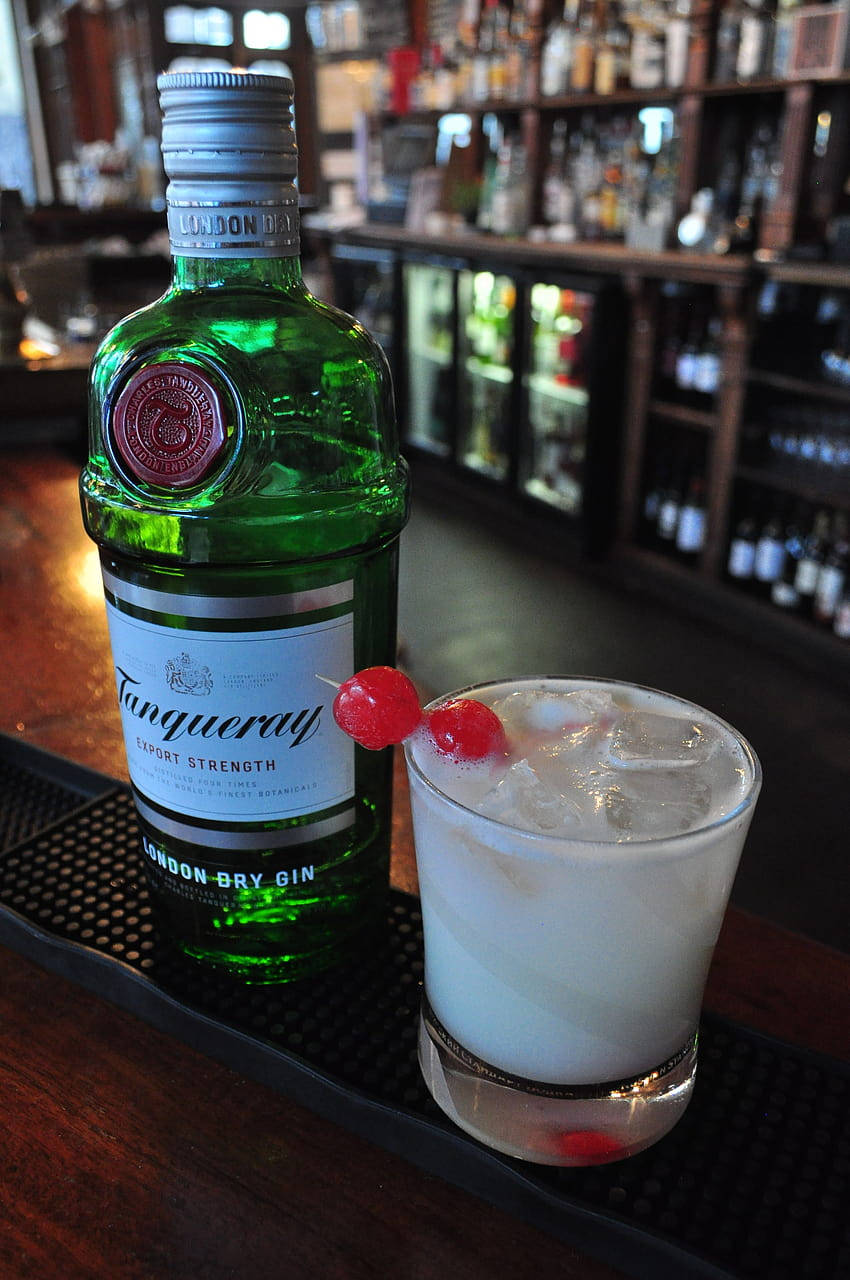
157;71;299;258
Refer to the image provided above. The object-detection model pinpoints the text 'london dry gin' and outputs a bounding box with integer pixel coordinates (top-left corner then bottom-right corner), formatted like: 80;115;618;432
81;72;409;981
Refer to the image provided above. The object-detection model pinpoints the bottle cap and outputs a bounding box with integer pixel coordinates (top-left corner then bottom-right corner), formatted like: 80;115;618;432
157;71;299;258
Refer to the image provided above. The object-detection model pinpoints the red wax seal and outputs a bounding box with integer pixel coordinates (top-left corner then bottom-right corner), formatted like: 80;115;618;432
112;361;227;488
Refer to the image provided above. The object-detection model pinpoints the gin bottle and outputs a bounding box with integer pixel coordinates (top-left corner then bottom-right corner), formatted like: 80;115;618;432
81;72;409;981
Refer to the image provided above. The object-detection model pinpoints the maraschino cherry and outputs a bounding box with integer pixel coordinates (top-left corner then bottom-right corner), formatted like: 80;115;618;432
331;666;509;762
550;1129;626;1164
332;666;422;750
426;698;508;762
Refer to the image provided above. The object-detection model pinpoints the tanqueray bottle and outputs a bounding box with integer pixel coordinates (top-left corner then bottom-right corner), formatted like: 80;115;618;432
81;72;409;981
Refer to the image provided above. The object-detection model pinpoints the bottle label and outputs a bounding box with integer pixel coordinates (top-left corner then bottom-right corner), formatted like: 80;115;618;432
754;537;784;582
112;361;227;489
658;498;679;539
676;506;706;553
815;566;845;619
834;600;850;640
103;568;355;847
166;194;299;258
728;538;755;579
794;557;820;596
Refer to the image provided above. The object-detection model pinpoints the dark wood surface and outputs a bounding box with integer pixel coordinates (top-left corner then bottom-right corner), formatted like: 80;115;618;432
1;448;848;1280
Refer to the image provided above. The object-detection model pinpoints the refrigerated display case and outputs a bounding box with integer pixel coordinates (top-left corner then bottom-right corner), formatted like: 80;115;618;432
394;248;624;554
456;268;518;481
521;282;595;516
329;243;398;365
403;259;456;457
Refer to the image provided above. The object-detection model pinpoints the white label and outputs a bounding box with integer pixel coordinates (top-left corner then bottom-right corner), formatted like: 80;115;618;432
693;353;720;395
754;537;784;582
658;498;679;539
675;351;697;389
676;506;706;553
834;599;850;639
728;538;755;579
794;557;820;596
104;574;354;834
815;566;845;618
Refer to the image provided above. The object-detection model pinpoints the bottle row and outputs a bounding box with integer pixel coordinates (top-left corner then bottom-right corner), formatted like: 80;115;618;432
746;403;850;478
641;456;850;639
392;0;819;113
468;102;778;250
641;455;709;559
726;498;850;639
753;282;850;388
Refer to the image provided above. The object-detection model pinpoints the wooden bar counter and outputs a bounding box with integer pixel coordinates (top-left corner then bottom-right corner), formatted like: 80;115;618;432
0;448;847;1280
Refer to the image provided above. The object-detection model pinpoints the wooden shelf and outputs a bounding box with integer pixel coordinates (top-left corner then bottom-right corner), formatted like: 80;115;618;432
747;368;850;404
335;224;755;287
376;72;850;122
648;399;718;432
734;463;850;512
761;262;850;290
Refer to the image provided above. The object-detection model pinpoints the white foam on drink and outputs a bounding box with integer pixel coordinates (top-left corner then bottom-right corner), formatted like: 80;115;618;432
412;680;753;843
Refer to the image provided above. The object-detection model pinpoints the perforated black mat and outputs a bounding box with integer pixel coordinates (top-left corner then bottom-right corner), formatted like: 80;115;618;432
0;734;847;1280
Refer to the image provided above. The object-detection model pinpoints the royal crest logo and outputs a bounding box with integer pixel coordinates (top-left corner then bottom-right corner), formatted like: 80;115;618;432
165;652;213;696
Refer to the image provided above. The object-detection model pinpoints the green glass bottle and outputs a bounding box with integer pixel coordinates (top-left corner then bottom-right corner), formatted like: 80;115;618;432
80;72;409;982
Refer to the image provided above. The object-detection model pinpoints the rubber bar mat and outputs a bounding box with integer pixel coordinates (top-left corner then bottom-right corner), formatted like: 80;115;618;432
0;739;847;1280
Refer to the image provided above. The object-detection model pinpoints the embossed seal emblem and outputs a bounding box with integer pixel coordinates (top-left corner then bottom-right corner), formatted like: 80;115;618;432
112;361;227;487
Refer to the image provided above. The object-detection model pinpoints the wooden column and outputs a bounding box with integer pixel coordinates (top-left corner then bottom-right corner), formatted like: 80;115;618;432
759;82;814;259
617;274;657;547
703;281;750;576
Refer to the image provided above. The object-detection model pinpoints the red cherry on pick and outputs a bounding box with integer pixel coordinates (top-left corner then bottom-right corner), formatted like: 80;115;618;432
332;666;423;750
425;698;508;762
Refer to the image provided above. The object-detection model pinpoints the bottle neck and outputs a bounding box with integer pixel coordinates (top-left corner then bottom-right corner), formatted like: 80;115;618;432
170;253;303;292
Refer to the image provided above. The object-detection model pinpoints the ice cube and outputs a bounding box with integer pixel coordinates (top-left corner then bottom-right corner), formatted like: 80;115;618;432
605;769;713;839
491;687;619;738
477;758;583;833
606;711;718;771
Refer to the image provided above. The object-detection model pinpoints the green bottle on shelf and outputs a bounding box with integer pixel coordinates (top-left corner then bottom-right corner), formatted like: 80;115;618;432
80;72;409;982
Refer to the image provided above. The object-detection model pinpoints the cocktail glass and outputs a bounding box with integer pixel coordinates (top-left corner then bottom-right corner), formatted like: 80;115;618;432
404;676;761;1166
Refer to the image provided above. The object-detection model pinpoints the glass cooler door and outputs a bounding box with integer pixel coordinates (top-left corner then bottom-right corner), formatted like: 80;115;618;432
403;261;455;457
330;245;397;361
521;283;595;515
456;269;517;481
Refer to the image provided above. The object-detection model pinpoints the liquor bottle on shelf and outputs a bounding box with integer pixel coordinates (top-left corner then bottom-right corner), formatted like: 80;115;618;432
813;514;849;627
542;118;578;239
692;318;722;395
833;584;850;641
488;0;512;99
665;0;692;89
772;0;800;79
770;508;806;611
736;0;774;81
727;511;758;582
594;1;630;95
81;72;410;983
630;5;666;91
675;472;707;559
713;0;744;82
656;463;684;545
642;455;667;537
753;508;786;595
472;0;497;101
540;0;579;97
794;508;830;617
489;136;531;236
570;0;597;92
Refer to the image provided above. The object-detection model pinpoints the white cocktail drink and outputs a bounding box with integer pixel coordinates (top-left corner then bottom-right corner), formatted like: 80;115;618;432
404;676;761;1166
